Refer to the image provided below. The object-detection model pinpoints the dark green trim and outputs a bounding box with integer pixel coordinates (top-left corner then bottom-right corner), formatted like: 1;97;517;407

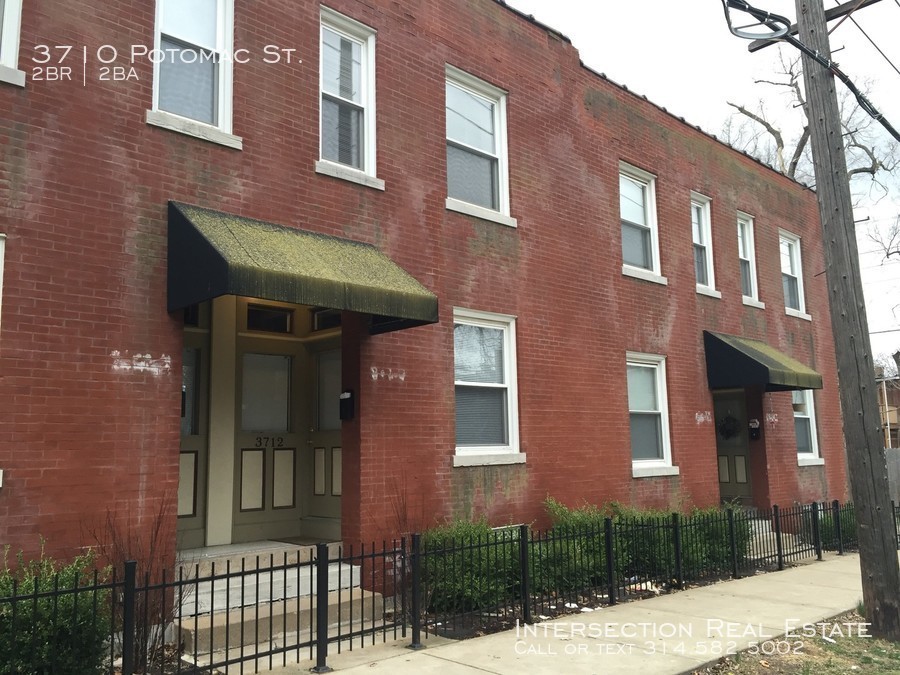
167;202;438;332
704;331;823;391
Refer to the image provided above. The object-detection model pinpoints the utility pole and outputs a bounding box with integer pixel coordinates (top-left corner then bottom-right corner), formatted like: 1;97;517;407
794;0;900;640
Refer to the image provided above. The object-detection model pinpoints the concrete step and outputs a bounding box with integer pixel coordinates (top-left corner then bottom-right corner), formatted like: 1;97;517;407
177;588;389;652
178;561;361;616
177;541;343;578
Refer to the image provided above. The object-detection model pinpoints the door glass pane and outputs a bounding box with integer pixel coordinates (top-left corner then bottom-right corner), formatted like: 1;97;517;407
454;323;504;383
242;354;290;432
317;350;341;431
455;386;507;446
630;413;662;460
178;453;197;516
158;37;217;125
622;221;651;269
240;449;264;510
273;449;295;508
734;455;748;483
627;365;658;411
447;144;498;209
446;82;495;153
161;0;217;48
181;348;200;436
717;456;730;483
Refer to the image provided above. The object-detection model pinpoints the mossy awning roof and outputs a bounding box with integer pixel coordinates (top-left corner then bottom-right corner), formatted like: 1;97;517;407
703;331;823;391
167;202;438;332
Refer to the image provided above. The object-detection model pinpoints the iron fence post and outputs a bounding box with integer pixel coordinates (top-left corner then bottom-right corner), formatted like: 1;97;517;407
400;537;407;639
518;524;532;624
671;513;683;589
773;505;784;571
604;518;616;606
893;501;899;549
311;543;333;673
832;500;844;555
727;509;739;579
408;533;424;650
811;502;823;560
122;560;136;675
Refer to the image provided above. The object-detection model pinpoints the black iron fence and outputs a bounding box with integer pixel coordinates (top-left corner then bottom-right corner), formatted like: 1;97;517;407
2;500;899;674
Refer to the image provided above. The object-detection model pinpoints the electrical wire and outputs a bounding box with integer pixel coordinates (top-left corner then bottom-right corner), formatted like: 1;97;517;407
721;0;900;143
831;0;900;78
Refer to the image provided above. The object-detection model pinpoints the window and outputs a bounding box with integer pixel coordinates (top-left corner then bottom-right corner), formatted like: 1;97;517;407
620;163;665;284
691;193;718;296
0;0;24;86
792;389;821;464
0;233;5;333
737;212;762;306
780;231;808;317
453;309;521;466
627;353;677;476
445;66;514;226
148;0;240;148
319;8;377;181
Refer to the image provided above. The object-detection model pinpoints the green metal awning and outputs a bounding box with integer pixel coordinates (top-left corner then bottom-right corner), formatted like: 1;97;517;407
703;331;823;391
167;202;439;334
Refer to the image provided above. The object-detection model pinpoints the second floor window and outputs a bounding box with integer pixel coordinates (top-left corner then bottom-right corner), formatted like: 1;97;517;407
737;213;759;302
154;0;233;129
445;66;510;217
619;164;660;276
320;8;376;175
0;0;25;86
691;193;715;292
780;232;806;314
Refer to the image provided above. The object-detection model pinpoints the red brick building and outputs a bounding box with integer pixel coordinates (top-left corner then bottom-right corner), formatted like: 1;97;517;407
0;0;848;566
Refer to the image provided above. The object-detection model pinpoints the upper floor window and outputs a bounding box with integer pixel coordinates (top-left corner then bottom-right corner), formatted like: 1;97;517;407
0;0;25;86
620;163;665;285
319;8;376;177
153;0;234;130
780;231;808;317
0;233;6;334
793;389;821;464
445;66;514;227
627;352;676;477
737;212;761;306
691;193;718;296
453;309;521;466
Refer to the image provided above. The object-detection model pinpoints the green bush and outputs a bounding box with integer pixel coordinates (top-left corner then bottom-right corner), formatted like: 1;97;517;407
819;504;858;550
421;520;519;612
0;547;111;675
681;507;751;577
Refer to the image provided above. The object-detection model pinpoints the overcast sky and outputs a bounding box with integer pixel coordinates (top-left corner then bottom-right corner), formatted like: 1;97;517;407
504;0;900;360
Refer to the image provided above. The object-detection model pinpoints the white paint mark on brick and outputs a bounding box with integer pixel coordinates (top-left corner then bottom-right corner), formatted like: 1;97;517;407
111;350;172;376
695;411;712;424
766;413;779;426
370;366;406;382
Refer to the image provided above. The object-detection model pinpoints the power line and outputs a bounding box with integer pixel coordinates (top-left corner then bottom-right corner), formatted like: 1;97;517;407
831;0;900;78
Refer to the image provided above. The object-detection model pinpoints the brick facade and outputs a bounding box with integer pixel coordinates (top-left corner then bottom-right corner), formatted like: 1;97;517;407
0;0;847;564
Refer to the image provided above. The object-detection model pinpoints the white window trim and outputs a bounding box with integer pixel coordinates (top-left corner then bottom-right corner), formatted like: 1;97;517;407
0;0;25;87
691;192;718;296
779;229;809;317
619;162;663;278
0;233;6;332
445;64;513;221
148;0;240;147
626;352;677;477
319;7;378;179
452;308;521;466
794;389;822;465
737;212;760;304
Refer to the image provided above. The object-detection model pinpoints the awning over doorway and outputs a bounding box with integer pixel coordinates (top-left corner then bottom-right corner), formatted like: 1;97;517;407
167;202;439;333
703;331;823;391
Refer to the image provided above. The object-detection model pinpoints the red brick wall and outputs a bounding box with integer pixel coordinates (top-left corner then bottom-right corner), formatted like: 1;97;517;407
0;0;846;559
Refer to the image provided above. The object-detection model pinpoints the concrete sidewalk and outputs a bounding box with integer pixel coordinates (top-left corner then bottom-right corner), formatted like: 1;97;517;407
267;552;881;675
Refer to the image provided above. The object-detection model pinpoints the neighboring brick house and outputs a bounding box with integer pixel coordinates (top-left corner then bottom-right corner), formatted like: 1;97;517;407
0;0;848;566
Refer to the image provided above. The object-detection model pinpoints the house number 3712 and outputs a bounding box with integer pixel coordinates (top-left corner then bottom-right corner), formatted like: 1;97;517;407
255;436;285;448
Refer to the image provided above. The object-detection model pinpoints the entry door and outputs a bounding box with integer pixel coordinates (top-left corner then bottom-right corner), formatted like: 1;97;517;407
713;391;753;505
177;331;210;550
302;347;342;541
232;344;305;542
